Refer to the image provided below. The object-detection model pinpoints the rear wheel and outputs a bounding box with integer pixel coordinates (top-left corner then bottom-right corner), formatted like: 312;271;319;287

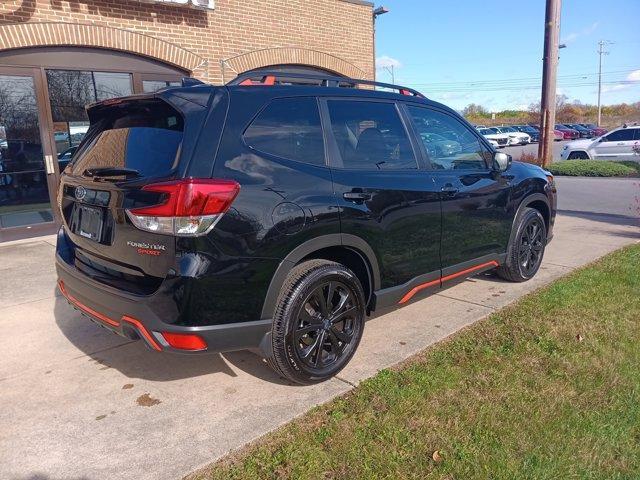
496;208;546;282
268;260;365;384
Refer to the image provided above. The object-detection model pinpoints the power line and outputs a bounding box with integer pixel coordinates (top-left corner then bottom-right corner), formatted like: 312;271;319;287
397;68;638;87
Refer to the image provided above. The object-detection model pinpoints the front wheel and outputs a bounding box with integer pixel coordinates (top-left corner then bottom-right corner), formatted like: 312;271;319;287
268;260;366;384
496;207;547;282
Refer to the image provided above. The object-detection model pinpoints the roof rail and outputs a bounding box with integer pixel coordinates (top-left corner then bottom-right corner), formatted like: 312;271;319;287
226;71;425;98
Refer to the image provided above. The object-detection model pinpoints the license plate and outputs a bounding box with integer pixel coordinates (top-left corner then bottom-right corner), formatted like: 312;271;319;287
77;205;103;241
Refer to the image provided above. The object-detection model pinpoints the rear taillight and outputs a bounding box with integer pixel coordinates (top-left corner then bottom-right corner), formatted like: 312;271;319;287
126;178;240;236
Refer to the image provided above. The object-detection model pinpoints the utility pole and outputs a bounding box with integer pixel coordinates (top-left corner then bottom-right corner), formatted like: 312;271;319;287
596;40;610;127
383;65;395;84
537;0;562;168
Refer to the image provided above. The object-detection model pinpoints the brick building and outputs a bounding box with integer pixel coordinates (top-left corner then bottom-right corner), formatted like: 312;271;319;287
0;0;374;240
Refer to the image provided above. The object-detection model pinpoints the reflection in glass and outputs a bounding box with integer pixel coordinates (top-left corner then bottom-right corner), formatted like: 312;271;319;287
142;80;181;93
46;70;132;157
0;75;53;228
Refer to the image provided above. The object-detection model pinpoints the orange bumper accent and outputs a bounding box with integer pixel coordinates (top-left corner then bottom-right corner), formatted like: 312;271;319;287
58;280;162;351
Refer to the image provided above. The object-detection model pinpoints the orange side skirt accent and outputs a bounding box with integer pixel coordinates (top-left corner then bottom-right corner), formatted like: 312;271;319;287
398;260;499;304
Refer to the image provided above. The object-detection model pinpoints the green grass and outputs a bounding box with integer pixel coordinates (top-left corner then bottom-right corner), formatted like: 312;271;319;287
189;245;640;480
549;160;640;177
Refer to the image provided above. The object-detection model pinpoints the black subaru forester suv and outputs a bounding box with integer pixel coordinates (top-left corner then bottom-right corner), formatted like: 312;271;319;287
56;73;556;384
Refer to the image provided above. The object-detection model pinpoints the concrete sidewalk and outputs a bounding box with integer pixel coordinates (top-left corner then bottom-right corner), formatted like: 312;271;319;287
0;214;637;480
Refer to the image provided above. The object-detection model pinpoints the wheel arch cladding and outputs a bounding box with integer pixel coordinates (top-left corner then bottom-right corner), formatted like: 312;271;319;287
507;193;550;248
259;234;381;320
299;246;373;307
525;198;550;231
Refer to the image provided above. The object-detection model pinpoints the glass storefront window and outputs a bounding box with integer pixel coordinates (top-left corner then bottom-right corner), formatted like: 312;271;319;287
46;70;132;159
0;74;52;228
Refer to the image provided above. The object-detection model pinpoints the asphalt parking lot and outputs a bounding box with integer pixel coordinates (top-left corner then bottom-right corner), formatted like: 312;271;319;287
1;178;638;479
501;139;570;161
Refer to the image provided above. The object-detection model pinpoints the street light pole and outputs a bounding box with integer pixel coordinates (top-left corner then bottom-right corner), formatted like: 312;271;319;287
596;40;610;127
372;6;389;81
537;0;562;168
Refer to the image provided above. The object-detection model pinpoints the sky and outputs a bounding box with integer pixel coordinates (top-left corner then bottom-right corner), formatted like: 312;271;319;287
374;0;640;112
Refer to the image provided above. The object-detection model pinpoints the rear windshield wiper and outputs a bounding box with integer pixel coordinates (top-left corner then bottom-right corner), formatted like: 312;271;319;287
83;167;141;178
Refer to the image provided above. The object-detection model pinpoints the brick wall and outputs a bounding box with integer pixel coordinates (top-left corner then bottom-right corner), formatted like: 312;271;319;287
0;0;374;82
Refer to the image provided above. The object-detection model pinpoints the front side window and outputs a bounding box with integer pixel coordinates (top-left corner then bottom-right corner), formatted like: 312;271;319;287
243;97;324;166
604;129;635;142
326;100;417;170
408;106;489;170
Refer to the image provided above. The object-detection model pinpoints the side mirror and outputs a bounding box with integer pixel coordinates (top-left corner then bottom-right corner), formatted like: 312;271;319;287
492;151;511;172
599;137;606;142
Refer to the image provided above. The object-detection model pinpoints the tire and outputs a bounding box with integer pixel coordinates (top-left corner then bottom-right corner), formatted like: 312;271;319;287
496;207;547;282
567;151;589;160
268;260;366;384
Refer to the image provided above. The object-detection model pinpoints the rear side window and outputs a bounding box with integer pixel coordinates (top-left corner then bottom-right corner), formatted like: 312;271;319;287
326;100;417;170
243;97;325;165
71;100;183;178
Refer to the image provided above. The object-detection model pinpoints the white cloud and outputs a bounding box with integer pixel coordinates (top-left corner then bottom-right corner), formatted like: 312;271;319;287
627;70;640;82
601;84;629;93
562;32;579;43
375;55;402;70
561;21;599;44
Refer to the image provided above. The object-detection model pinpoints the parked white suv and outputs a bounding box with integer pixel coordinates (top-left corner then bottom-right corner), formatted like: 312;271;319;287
560;125;640;160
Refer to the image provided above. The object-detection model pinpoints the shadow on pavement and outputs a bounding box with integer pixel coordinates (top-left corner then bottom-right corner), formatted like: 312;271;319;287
558;209;640;228
53;296;294;386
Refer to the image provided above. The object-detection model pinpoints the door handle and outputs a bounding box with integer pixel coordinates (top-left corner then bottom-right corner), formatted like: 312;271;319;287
343;191;372;202
617;142;625;145
441;184;459;195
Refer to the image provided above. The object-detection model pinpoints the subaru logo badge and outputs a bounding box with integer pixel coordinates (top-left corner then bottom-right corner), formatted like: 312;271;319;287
75;185;87;201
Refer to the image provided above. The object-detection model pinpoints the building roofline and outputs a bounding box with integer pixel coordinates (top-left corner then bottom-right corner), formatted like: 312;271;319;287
338;0;374;7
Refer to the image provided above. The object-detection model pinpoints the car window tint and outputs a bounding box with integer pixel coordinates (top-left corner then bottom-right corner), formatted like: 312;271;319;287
326;100;417;170
605;129;635;142
407;106;488;170
244;97;325;165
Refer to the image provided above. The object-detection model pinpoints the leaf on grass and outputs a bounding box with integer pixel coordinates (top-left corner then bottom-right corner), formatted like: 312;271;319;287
576;334;584;342
432;450;442;463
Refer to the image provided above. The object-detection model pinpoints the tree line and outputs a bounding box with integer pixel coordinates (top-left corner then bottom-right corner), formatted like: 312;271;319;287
462;95;640;127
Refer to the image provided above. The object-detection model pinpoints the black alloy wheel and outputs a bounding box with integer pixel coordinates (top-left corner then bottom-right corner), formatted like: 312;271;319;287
269;260;366;384
518;216;545;277
496;207;547;282
292;280;358;371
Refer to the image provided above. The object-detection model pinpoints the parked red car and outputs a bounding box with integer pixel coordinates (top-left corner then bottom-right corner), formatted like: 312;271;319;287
528;124;565;141
580;123;608;137
554;124;580;139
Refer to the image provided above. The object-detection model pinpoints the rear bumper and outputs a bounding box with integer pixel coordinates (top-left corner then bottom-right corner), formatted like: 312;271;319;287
56;253;272;355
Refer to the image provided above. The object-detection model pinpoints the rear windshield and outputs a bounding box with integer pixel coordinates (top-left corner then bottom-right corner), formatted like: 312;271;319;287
70;99;183;178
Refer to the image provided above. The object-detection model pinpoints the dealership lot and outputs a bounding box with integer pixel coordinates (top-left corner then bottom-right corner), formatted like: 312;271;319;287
1;179;638;480
502;139;571;160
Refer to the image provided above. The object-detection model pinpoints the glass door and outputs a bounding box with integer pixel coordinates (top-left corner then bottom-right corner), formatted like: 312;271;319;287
0;67;57;234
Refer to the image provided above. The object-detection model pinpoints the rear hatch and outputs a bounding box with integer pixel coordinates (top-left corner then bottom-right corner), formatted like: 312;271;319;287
58;93;208;294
